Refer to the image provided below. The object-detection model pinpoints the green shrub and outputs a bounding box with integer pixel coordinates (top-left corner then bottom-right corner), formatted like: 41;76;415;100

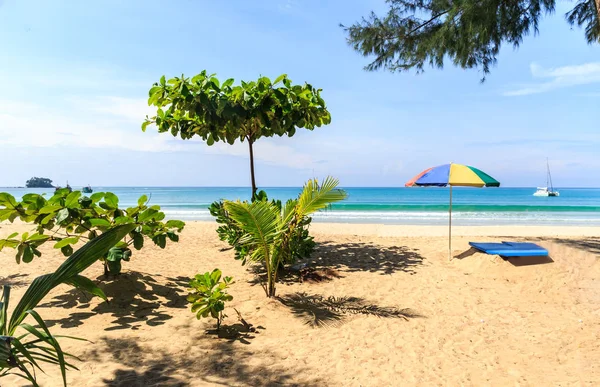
209;190;316;266
224;177;347;297
0;190;185;275
188;269;234;330
0;224;134;386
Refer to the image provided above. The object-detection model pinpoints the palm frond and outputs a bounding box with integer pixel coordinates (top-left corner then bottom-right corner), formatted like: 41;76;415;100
8;224;135;334
296;177;347;217
224;200;280;263
0;286;9;335
281;199;298;225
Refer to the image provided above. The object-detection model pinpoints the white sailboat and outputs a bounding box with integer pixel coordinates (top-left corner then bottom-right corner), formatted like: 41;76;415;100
533;159;559;197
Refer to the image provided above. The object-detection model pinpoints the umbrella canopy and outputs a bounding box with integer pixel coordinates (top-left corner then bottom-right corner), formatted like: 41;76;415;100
405;163;500;188
405;163;500;260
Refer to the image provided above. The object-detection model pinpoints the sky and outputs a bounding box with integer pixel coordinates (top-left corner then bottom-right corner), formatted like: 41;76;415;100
0;0;599;188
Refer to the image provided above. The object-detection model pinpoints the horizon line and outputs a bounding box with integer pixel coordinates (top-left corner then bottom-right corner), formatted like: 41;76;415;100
2;186;599;189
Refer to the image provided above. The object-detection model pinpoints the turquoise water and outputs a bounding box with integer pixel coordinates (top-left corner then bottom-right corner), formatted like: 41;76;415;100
2;187;600;226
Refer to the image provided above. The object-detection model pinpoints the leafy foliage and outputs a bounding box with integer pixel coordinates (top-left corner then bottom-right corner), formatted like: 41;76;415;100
224;177;347;297
143;71;331;196
0;225;134;386
25;177;54;188
188;269;234;330
0;190;185;275
209;190;316;267
343;0;599;80
567;0;600;43
209;200;249;259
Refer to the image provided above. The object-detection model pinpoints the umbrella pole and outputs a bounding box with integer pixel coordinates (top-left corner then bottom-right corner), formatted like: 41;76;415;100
449;185;452;261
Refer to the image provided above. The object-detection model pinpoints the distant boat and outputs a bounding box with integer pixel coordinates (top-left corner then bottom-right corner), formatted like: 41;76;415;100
533;159;559;197
55;181;73;193
82;185;93;194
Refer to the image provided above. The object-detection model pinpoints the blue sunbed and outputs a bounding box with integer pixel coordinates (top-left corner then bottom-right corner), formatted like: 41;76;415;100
468;242;548;257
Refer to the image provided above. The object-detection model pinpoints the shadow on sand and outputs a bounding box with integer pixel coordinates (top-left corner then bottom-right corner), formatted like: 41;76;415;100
310;241;425;275
39;272;190;330
278;292;423;328
0;273;30;288
94;335;324;387
542;237;600;256
505;255;554;266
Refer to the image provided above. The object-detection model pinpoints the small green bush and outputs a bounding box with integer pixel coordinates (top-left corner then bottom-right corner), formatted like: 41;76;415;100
188;269;234;330
209;189;316;266
0;190;185;275
224;177;347;297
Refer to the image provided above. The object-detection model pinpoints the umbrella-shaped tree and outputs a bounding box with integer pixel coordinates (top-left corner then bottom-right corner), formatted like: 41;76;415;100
143;72;331;197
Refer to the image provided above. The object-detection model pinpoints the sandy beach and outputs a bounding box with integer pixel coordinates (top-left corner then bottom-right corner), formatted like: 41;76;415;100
1;220;599;386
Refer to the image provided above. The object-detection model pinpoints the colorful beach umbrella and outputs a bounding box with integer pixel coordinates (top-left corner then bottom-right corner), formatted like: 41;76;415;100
405;163;500;260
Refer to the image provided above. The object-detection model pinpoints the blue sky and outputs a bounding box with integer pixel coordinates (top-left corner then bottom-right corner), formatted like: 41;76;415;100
0;0;598;188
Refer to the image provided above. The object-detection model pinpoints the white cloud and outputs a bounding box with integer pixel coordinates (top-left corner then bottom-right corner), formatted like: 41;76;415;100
72;96;155;123
504;62;600;96
278;0;297;12
0;96;318;170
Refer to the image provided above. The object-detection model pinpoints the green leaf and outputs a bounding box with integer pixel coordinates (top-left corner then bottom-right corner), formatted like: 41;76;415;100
90;192;105;203
27;233;49;242
137;208;158;222
78;196;93;208
103;193;119;209
152;234;167;248
0;239;19;250
106;247;131;263
166;220;185;229
65;191;82;208
54;237;79;249
64;275;107;301
89;218;111;227
39;205;62;214
41;212;55;225
0;193;17;207
274;74;287;85
61;245;74;257
22;246;34;263
16;244;24;263
132;232;144;250
55;208;70;224
114;216;134;225
137;195;148;207
167;231;179;242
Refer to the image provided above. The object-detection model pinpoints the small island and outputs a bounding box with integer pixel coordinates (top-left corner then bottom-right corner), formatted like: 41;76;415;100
25;177;54;188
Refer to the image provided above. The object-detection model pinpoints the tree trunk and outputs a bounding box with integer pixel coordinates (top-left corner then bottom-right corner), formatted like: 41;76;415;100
247;138;257;198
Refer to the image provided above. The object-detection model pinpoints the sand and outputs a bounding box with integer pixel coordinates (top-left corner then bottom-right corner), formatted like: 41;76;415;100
1;221;599;386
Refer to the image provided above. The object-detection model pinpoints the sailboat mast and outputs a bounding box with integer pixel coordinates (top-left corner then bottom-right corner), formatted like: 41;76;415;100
547;158;554;191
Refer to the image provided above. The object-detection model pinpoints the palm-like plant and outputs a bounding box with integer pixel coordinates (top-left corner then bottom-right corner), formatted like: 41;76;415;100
224;177;347;297
0;224;135;386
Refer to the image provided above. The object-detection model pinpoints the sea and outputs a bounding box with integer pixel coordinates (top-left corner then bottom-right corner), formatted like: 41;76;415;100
3;187;600;226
